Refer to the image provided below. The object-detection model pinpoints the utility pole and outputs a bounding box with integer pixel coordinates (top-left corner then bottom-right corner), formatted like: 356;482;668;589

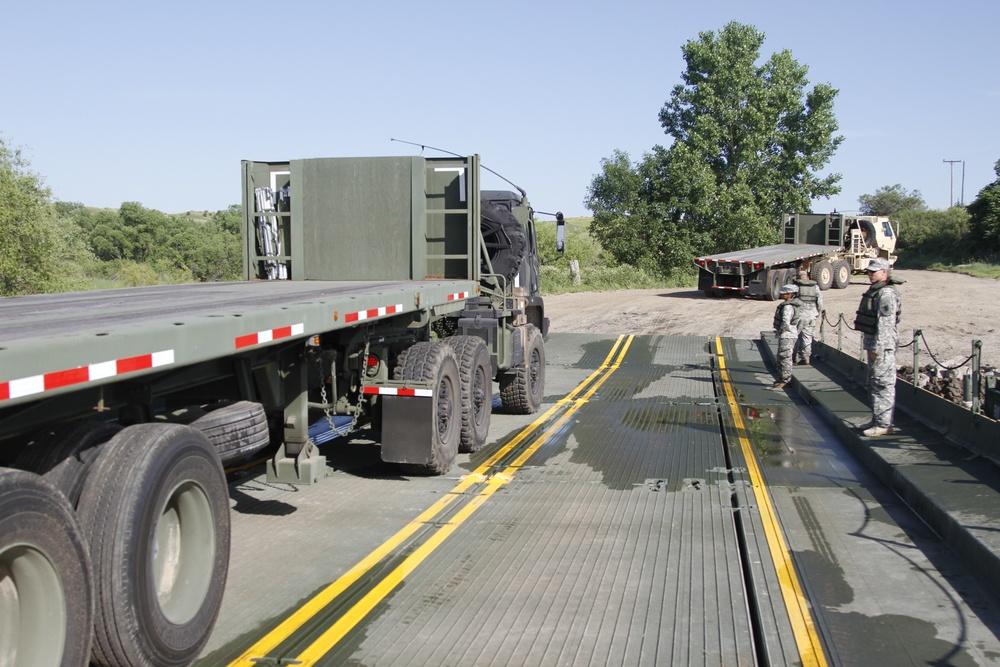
961;160;966;205
944;159;961;207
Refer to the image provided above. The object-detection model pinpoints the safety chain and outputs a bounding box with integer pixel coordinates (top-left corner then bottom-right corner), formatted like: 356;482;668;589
315;354;360;440
821;311;977;372
916;332;975;371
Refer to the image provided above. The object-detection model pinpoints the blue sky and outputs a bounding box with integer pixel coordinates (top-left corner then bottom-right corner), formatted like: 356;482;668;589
5;0;998;221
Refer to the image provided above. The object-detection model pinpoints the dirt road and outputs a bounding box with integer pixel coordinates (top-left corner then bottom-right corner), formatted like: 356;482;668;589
544;269;999;372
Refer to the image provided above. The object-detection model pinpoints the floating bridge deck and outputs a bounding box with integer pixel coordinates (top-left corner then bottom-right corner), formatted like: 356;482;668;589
196;333;1000;666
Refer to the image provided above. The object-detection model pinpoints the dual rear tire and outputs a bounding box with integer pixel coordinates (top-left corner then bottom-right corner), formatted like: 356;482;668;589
0;468;94;667
77;424;230;667
2;423;231;667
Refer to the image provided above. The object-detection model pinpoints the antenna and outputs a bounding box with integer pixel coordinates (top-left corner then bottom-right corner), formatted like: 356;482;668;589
391;138;526;199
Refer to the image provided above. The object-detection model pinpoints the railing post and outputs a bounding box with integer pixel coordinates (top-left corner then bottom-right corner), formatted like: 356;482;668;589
913;329;921;392
973;339;982;414
837;316;843;352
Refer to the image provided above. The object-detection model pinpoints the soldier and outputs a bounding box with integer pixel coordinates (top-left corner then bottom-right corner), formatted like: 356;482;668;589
854;258;901;436
794;270;824;365
771;283;800;388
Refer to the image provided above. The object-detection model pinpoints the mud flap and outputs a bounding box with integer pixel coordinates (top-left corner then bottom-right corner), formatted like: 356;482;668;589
380;394;435;465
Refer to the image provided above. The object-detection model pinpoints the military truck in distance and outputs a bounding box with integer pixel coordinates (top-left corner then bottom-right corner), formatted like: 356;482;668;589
694;212;898;300
0;155;558;667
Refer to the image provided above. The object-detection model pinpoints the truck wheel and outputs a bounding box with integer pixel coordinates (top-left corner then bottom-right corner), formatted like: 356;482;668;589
395;342;462;474
446;336;493;453
811;260;834;290
481;199;527;283
0;468;93;667
190;400;271;463
76;424;230;667
766;269;783;301
832;259;851;289
499;324;545;414
11;421;122;507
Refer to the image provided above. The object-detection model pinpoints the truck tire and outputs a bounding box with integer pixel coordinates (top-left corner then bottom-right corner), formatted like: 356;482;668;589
190;400;271;463
446;336;493;453
782;267;799;287
766;269;784;301
481;199;527;284
76;424;230;667
832;259;851;289
395;342;462;475
499;324;545;414
0;468;94;667
11;421;121;507
811;260;834;290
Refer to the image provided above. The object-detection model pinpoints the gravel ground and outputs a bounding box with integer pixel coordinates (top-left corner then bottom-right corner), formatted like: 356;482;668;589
543;269;1000;374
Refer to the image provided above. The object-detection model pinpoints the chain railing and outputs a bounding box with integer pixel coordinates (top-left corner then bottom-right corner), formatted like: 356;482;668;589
819;311;989;414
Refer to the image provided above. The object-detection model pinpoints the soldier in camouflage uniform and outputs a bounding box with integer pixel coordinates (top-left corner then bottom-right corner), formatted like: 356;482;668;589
771;283;800;388
854;258;901;436
794;270;824;365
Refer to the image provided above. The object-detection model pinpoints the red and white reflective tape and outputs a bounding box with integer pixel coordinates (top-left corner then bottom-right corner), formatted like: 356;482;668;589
344;304;403;323
447;291;471;301
0;350;175;402
362;386;433;397
235;323;305;349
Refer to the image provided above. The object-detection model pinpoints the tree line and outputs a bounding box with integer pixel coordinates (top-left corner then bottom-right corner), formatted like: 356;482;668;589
1;136;242;297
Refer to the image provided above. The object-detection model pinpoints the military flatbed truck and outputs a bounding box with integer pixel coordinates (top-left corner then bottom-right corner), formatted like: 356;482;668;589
0;155;556;667
694;212;898;300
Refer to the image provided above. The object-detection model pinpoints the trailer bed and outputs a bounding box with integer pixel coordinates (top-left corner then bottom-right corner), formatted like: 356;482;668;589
695;243;833;267
0;280;477;407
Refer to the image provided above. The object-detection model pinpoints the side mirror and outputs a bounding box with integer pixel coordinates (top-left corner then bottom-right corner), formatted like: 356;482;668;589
555;212;565;253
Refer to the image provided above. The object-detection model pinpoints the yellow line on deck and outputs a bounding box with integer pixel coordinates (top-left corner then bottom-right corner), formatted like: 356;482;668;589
714;337;828;667
228;335;632;667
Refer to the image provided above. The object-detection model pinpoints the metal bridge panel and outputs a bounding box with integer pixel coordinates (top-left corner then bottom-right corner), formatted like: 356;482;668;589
330;337;755;666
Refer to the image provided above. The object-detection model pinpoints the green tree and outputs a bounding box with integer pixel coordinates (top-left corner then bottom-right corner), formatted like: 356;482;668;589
170;219;241;282
213;204;243;236
893;207;969;264
0;136;59;295
858;184;926;216
967;160;1000;253
587;22;842;275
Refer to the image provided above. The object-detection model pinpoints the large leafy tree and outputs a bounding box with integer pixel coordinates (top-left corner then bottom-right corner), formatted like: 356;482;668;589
587;22;842;275
859;184;926;216
967;160;1000;253
0;136;58;295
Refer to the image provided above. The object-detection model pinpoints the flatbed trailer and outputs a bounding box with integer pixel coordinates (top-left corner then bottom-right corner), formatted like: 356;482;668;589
694;213;899;300
0;155;555;667
194;332;1000;666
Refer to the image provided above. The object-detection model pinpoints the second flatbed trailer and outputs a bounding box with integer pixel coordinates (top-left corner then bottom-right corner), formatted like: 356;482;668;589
694;212;899;299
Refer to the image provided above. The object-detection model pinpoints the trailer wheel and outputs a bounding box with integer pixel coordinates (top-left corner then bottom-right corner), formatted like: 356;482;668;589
12;422;122;507
766;269;783;301
76;424;230;667
481;199;527;284
499;324;545;414
832;259;851;289
0;468;93;667
811;260;834;290
446;336;493;452
190;400;271;463
395;342;462;474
